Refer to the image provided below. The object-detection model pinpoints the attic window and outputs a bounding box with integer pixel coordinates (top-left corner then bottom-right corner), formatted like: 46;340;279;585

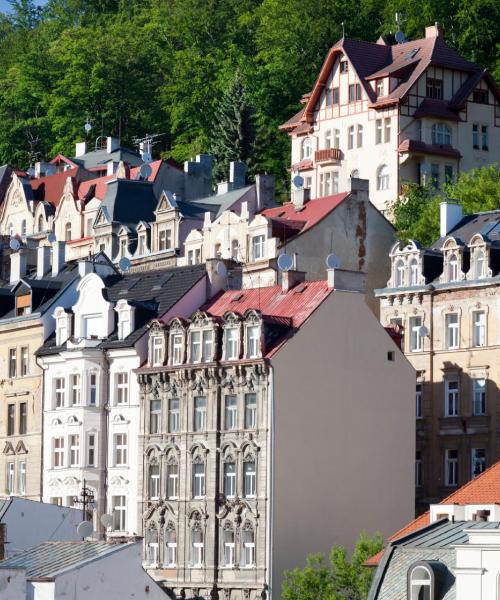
232;293;244;302
405;48;419;61
340;60;348;73
16;293;31;316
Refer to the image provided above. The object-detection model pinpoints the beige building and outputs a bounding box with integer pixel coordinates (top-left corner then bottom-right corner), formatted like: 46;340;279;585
377;202;500;512
138;269;414;600
281;24;500;213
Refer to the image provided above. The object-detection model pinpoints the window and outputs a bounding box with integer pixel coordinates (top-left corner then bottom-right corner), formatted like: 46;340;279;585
18;462;26;495
224;328;239;360
158;229;172;251
332;87;339;104
243;459;256;498
252;235;265;261
431;163;440;188
357;124;363;148
384;118;391;143
300;137;312;160
415;452;422;487
225;395;238;430
65;222;72;241
112;495;126;531
152;336;163;366
87;433;96;467
7;463;14;494
445;449;458;486
375;120;383;144
409;564;432;600
448;254;458;281
473;123;479;149
242;528;255;567
324;129;332;148
19;402;27;434
472;379;486;415
231;239;239;260
50;497;63;506
188;248;201;265
7;404;14;436
86;218;93;236
148;464;160;499
192;461;205;498
169;398;180;433
138;235;146;255
481;125;489;151
194;397;206;432
120;238;127;258
190;331;201;363
114;433;128;466
147;540;159;565
445;380;459;417
167;462;178;499
20;347;28;376
474;249;486;279
445;313;459;349
472;123;488;150
20;219;26;236
245;393;257;429
116;373;128;404
348;83;361;102
431;123;451;145
192;530;204;567
224;461;236;498
166;530;177;567
426;77;443;99
246;325;260;358
70;374;81;405
472;310;486;347
376;79;384;97
150;399;161;433
416;384;422;419
444;165;454;184
472;448;486;477
38;214;44;232
348;126;354;149
325;89;333;106
56;318;68;346
89;372;97;406
473;88;488;104
395;260;405;287
223;529;235;566
409;259;419;286
70;434;80;467
55;378;65;408
409;316;423;352
170;333;183;365
202;330;213;362
377;165;390;190
53;437;65;468
8;348;16;378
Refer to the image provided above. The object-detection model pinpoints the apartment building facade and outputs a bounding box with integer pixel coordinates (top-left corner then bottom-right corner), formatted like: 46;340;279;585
281;24;500;213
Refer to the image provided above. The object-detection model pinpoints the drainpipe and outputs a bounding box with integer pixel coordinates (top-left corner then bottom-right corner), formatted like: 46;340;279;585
428;286;435;498
266;364;275;600
35;354;46;502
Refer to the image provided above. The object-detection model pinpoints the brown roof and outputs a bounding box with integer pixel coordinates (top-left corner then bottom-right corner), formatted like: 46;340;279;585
413;98;460;121
398;139;462;159
279;108;305;131
30;167;80;206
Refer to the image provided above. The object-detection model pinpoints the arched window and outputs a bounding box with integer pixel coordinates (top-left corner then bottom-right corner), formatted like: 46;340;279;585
377;164;390;190
223;525;235;566
242;523;255;567
146;526;159;565
301;137;312;160
475;249;485;279
166;457;179;499
192;456;205;499
448;253;458;281
65;222;72;241
38;214;44;233
432;123;452;145
410;258;419;286
148;462;160;500
243;456;256;498
223;458;236;498
165;526;177;567
191;528;204;567
409;564;432;600
395;259;406;287
21;220;26;237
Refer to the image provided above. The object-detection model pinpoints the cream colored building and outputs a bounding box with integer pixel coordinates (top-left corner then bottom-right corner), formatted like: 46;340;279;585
281;25;500;213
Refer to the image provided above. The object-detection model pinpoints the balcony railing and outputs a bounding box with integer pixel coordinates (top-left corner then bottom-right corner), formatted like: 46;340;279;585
315;148;342;163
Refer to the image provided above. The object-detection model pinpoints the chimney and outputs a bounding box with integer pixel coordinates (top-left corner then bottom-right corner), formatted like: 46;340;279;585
115;161;130;180
78;260;93;277
229;161;246;190
37;245;51;279
75;141;87;157
106;136;120;154
292;187;310;212
217;181;230;195
347;177;369;202
440;201;463;237
281;269;306;293
255;174;275;211
106;160;117;176
34;162;57;179
52;241;66;275
10;249;27;284
327;268;365;292
425;22;443;38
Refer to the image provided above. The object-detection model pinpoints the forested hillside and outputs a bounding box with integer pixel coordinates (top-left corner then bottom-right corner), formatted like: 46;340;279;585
1;0;499;194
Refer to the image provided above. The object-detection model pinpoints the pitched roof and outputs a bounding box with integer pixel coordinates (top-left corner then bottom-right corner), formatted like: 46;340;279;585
30;167;80;206
397;139;462;159
97;179;158;227
0;541;133;579
431;209;500;250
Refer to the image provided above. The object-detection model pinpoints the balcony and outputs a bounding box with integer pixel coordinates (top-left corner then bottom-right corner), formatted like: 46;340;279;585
315;148;342;164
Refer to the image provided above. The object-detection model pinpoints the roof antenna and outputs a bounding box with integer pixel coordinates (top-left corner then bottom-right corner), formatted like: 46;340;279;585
341;22;345;39
395;13;406;43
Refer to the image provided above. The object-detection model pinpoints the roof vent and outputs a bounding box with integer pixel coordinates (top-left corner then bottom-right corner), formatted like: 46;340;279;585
231;293;244;302
405;48;420;61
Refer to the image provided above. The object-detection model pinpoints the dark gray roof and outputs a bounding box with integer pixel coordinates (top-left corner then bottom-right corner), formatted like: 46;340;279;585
0;165;12;201
396;519;499;548
0;541;132;579
71;147;143;170
189;185;254;219
98;179;157;228
431;210;500;250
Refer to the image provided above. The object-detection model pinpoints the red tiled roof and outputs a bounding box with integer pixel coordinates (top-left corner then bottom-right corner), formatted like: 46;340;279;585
30;167;80;206
398;139;462;159
413;98;460;121
279;108;305;131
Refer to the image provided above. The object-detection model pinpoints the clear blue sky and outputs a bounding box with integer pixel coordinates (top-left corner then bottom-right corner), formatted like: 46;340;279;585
0;0;47;13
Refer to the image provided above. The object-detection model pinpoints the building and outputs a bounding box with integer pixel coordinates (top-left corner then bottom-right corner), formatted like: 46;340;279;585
377;202;500;512
137;268;415;600
367;460;500;600
280;24;500;213
0;540;166;600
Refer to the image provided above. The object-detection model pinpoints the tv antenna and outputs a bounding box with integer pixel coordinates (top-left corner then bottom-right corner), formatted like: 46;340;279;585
84;118;92;136
73;479;95;522
132;133;165;163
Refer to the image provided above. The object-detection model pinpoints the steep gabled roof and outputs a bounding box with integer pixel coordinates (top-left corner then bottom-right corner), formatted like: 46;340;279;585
30;167;80;206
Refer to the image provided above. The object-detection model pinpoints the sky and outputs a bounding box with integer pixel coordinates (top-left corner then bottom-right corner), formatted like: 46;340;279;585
0;0;47;13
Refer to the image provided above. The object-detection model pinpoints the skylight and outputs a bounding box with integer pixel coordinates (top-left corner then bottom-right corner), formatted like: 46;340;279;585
405;48;420;61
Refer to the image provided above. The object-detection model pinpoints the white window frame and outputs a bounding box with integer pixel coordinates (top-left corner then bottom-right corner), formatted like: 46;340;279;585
18;461;26;495
472;448;486;478
472;310;486;347
472;379;486;416
190;331;202;363
202;330;213;362
69;434;80;467
165;531;177;567
114;433;128;466
53;437;65;468
170;334;183;366
246;325;260;359
151;336;164;366
168;398;180;433
223;530;235;567
148;463;160;500
245;393;257;429
89;372;97;406
116;372;129;405
251;235;266;261
409;316;423;352
7;462;14;494
224;461;236;498
445;313;459;350
194;397;207;432
192;530;204;567
445;380;459;417
167;462;179;499
87;433;96;467
242;529;255;568
377;164;390;191
243;460;256;498
150;398;161;434
70;374;81;406
112;495;126;531
54;377;66;408
192;462;206;499
224;328;239;360
445;449;458;486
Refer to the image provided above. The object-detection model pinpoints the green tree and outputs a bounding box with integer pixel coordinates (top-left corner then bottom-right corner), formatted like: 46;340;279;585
282;532;383;600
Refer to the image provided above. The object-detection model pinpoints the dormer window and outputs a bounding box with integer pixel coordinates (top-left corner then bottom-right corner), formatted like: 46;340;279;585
409;259;419;286
150;336;164;367
16;292;32;316
340;60;348;73
395;259;405;287
300;137;312;160
115;300;135;341
246;325;261;359
54;307;72;346
65;222;72;241
475;249;485;279
139;234;146;255
170;333;184;365
224;327;239;360
159;229;172;251
251;235;265;261
376;79;383;97
190;331;201;363
202;330;213;362
448;253;458;281
431;123;451;145
408;563;433;600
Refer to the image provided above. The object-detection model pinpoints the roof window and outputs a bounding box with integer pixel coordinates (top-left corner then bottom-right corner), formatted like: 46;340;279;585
405;48;420;61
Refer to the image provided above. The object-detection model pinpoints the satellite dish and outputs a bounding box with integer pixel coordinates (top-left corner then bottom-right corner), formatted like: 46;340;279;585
118;256;131;272
325;253;341;269
277;253;294;272
292;175;304;189
139;163;153;180
9;238;20;251
77;521;93;538
420;164;429;175
84;121;92;134
47;233;57;244
395;30;406;43
216;261;227;278
418;325;429;338
100;513;113;528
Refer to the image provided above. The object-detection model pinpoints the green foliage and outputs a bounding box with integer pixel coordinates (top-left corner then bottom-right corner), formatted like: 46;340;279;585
281;532;384;600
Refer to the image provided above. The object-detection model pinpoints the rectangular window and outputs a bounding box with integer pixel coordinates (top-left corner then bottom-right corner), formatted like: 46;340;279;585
150;399;161;434
192;531;204;567
252;235;265;261
20;346;28;376
166;531;177;567
339;60;348;73
114;433;128;466
167;463;178;499
53;437;65;468
357;124;363;148
116;373;129;404
7;462;14;494
472;379;486;415
169;398;180;433
224;462;236;498
242;531;255;567
147;542;159;566
472;311;486;347
112;495;126;531
18;461;26;495
50;497;63;506
7;404;15;436
472;448;486;478
409;316;423;352
224;328;239;360
332;87;339;104
70;374;81;406
347;125;354;149
245;393;257;429
223;530;235;566
192;462;205;498
55;378;65;408
148;464;160;499
415;384;422;419
473;123;479;149
194;397;206;432
152;337;163;366
19;402;27;435
225;395;238;430
89;373;97;406
87;433;96;467
375;119;383;144
202;330;213;362
246;325;260;358
415;451;422;487
8;348;16;378
170;334;183;365
348;83;361;102
445;449;458;486
384;118;391;143
445;380;459;417
445;313;459;349
473;89;489;104
243;461;256;498
70;434;80;467
120;238;127;257
158;229;172;251
444;164;454;184
481;125;489;151
190;331;201;363
376;79;384;97
426;78;443;100
431;163;440;188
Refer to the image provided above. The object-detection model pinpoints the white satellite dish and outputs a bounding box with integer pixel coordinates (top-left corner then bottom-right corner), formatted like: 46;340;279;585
139;163;153;180
325;253;341;269
277;253;294;272
77;520;93;538
418;325;429;338
47;233;57;244
100;513;113;528
292;175;304;189
84;121;92;134
118;256;131;272
9;238;20;251
216;261;227;278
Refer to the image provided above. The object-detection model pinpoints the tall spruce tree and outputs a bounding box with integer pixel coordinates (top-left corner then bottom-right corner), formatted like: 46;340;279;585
210;70;256;184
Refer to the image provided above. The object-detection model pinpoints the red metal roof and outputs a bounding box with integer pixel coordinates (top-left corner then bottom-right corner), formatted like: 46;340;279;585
30;167;80;206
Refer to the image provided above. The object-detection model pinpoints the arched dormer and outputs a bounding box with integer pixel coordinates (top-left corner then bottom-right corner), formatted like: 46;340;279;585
72;273;114;339
53;306;73;346
187;310;216;364
148;319;167;367
222;312;241;361
116;225;131;260
388;240;424;288
115;299;135;341
243;309;263;359
407;560;442;600
440;237;465;283
134;221;150;257
468;234;491;281
53;177;81;243
183;229;203;266
168;317;186;366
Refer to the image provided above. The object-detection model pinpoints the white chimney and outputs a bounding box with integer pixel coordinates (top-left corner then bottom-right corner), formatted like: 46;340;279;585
106;137;120;154
37;245;51;279
281;270;306;293
75;142;87;157
440;202;463;237
78;260;93;277
52;241;66;275
10;249;27;284
327;268;365;292
425;22;443;38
